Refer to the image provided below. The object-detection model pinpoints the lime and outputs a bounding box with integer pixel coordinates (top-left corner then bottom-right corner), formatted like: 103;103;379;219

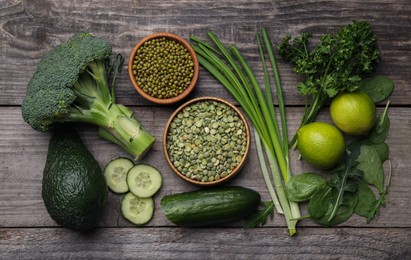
330;90;376;136
297;122;345;170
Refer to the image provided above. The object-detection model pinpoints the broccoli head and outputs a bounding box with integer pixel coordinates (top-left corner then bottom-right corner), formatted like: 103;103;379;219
22;32;155;159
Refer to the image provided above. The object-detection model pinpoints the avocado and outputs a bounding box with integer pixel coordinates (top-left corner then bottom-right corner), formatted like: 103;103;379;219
42;127;107;231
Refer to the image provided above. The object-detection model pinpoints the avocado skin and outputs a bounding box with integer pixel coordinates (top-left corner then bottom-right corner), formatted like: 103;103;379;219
42;127;108;231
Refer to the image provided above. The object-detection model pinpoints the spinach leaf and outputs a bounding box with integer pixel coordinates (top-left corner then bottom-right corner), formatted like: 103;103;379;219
359;75;394;103
312;203;333;226
373;142;389;162
313;192;357;227
353;180;378;218
327;145;361;222
286;173;327;202
308;185;332;219
369;102;390;144
356;145;385;192
343;191;360;209
366;161;392;223
325;205;355;226
244;201;274;228
347;139;389;162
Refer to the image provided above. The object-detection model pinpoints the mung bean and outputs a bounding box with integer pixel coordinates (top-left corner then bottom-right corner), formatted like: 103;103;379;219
134;37;194;99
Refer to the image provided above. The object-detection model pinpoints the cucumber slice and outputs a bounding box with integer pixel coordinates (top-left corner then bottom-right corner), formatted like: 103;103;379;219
127;164;162;198
103;157;134;194
121;192;154;225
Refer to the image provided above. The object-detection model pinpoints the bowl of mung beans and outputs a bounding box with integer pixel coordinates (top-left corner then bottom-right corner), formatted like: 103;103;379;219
128;32;199;105
163;97;251;186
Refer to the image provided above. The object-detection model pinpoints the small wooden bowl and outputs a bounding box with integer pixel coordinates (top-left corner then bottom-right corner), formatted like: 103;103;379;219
163;97;251;186
128;32;199;105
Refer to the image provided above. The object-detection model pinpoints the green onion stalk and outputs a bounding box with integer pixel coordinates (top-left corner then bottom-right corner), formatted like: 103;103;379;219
190;28;301;236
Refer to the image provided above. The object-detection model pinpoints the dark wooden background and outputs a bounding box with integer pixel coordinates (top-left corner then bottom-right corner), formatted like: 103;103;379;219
1;0;410;259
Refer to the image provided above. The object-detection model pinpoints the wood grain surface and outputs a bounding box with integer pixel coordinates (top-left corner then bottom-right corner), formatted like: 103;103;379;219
1;228;409;259
1;0;410;259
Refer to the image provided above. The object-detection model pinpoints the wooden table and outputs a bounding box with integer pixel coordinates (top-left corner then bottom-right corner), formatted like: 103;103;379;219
1;0;410;259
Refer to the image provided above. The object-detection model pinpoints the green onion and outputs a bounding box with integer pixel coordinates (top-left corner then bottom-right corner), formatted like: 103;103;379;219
190;28;301;236
254;127;283;214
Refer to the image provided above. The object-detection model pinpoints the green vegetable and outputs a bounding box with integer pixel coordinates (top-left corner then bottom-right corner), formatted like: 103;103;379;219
127;164;162;198
347;139;389;162
278;20;380;146
355;145;385;192
353;180;377;218
21;32;155;159
104;160;161;225
366;163;392;223
104;157;134;194
327;146;362;222
360;75;394;103
286;173;327;202
121;192;154;225
244;201;274;229
313;192;358;227
369;102;391;144
308;185;333;219
42;127;107;231
370;142;389;162
160;186;261;227
191;28;301;236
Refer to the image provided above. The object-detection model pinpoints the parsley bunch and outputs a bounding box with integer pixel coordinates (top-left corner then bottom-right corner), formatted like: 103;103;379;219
278;20;380;146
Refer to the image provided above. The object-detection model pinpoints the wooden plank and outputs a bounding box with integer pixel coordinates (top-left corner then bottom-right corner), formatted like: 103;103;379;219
0;106;409;228
0;0;410;106
0;227;409;259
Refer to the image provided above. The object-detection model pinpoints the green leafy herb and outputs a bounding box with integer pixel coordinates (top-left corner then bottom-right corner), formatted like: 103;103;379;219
314;192;358;227
369;102;391;144
327;146;362;222
244;201;274;228
366;160;392;223
308;185;332;219
360;75;394;103
356;145;385;192
317;205;353;227
353;180;378;218
348;139;389;162
286;172;327;202
371;142;390;162
278;20;380;146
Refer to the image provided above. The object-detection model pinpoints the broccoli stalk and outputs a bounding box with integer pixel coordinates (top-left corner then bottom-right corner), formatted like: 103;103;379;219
22;33;155;159
70;56;155;158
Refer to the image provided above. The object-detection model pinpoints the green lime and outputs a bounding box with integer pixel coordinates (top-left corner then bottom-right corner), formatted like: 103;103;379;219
330;90;376;136
297;122;345;170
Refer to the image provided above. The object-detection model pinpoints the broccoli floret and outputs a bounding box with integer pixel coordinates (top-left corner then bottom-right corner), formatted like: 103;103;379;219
22;33;155;159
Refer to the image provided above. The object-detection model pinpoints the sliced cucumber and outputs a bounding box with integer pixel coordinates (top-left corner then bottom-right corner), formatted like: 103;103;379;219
103;157;134;194
121;192;154;225
127;164;162;198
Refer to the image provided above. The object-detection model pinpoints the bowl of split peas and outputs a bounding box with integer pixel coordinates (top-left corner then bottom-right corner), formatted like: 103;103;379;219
128;32;199;105
163;97;251;186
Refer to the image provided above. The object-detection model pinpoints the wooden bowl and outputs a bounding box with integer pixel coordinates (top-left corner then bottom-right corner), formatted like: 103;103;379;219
128;32;199;105
163;97;251;186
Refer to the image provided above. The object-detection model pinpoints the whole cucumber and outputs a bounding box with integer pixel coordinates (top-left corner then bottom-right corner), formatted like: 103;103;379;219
160;186;261;227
